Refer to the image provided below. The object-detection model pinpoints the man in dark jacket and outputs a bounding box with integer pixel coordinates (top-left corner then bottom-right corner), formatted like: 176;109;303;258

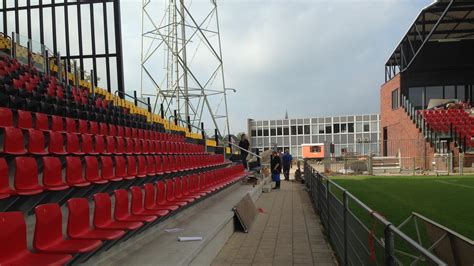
281;149;293;181
238;134;250;169
270;151;282;189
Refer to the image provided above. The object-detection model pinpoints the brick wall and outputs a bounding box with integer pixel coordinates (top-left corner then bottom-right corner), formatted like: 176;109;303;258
380;74;434;169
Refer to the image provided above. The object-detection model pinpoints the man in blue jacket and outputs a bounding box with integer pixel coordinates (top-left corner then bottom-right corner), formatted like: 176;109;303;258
281;149;293;181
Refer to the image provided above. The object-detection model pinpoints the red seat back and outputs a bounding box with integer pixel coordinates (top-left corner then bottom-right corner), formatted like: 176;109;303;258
165;179;175;201
2;127;25;154
143;183;156;209
0;158;11;198
42;157;67;189
35;112;49;131
101;156;115;181
0;212;29;262
33;204;63;251
27;129;46;154
48;131;66;154
17;110;33;129
81;134;94;154
114;189;131;220
115;156;128;179
0;107;13;127
51;115;64;132
93;193;113;227
65;157;88;186
66;133;81;154
127;156;137;177
67;198;91;238
85;156;102;183
95;135;105;154
14;157;42;194
156;181;168;205
130;186;145;214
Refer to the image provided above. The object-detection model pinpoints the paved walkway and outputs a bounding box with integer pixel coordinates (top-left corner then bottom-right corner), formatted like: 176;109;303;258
212;181;336;266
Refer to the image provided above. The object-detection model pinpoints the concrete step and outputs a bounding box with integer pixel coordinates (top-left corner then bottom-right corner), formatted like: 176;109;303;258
90;180;264;266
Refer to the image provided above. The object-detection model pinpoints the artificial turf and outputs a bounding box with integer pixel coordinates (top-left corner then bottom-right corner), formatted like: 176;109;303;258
329;175;474;240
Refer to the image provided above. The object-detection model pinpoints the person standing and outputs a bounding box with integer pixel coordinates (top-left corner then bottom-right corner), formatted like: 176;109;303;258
238;134;250;169
271;151;282;189
281;149;293;181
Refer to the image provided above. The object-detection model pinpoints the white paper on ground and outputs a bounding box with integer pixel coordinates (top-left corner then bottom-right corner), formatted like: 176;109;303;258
164;228;184;233
178;236;203;242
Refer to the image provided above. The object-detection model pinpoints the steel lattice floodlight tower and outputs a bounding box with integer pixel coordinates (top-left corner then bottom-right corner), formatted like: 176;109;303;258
140;0;230;138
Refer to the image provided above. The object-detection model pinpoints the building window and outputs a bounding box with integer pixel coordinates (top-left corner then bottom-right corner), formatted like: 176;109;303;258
363;122;370;132
325;125;332;134
291;126;297;135
270;128;276;136
298;126;303;135
392;89;399;110
341;123;347;133
304;125;310;135
251;130;256;137
319;125;325;134
258;129;262;136
334;124;340;134
283;127;289;135
263;129;269;136
277;127;282;136
310;146;321;153
348;123;354;133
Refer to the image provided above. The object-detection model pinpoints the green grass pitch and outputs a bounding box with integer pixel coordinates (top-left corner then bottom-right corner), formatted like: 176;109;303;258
330;175;474;239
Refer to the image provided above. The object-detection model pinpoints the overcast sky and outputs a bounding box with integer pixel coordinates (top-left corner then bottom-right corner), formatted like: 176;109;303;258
2;0;429;134
119;0;429;133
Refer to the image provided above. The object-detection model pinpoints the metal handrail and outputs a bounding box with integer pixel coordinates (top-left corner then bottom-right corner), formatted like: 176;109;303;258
114;90;151;109
223;141;262;159
305;163;447;265
167;115;205;134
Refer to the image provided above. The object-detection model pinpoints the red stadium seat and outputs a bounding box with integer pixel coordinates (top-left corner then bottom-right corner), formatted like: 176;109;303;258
67;198;125;240
26;129;47;155
78;119;88;134
99;123;108;136
95;135;105;154
14;157;43;195
164;179;187;207
109;124;117;136
115;156;133;180
0;107;13;127
48;131;67;155
173;177;195;203
127;156;138;178
116;137;125;154
1;127;25;154
130;186;169;217
66;133;83;155
65;157;90;187
84;156;107;185
93;193;143;231
89;122;99;135
34;203;102;253
51;115;64;132
143;183;179;211
137;156;147;178
0;212;72;265
35;112;49;131
42;157;69;191
65;118;77;133
17;110;33;129
81;134;95;154
105;136;116;154
100;156;122;182
0;158;13;200
114;189;157;223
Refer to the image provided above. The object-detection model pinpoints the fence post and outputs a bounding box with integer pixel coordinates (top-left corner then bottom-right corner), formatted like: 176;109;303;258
384;226;395;266
343;191;348;266
459;152;464;175
326;178;330;239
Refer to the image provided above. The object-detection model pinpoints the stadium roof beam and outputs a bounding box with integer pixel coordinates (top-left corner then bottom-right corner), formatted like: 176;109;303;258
385;0;474;81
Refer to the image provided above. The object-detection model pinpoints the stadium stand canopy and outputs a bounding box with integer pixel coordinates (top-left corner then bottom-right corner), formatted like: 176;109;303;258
385;0;474;81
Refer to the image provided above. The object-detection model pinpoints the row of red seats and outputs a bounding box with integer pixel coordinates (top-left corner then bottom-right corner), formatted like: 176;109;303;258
0;107;186;141
0;165;245;265
420;109;474;147
1;127;203;155
0;154;225;204
0;56;21;75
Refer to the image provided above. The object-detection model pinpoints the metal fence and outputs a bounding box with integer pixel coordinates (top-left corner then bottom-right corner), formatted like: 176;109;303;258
304;162;447;265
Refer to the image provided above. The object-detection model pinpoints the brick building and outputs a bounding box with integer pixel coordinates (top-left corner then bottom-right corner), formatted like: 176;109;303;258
381;0;474;169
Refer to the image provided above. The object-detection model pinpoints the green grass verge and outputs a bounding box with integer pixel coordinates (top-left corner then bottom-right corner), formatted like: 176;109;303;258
329;175;474;240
